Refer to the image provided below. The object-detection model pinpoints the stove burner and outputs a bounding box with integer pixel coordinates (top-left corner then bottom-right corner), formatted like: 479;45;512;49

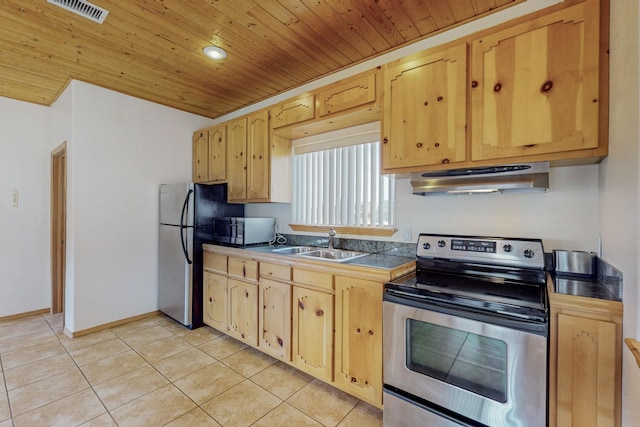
384;233;549;325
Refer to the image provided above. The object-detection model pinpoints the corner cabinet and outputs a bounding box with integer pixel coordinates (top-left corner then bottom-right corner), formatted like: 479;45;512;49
548;284;623;427
203;254;259;347
334;276;383;405
470;1;604;162
192;130;209;182
192;124;226;183
382;43;468;171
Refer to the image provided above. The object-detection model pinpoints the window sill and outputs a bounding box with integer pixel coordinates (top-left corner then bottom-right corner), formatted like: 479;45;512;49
289;224;398;237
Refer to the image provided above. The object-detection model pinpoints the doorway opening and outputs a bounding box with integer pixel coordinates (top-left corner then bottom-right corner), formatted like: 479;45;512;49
51;142;67;315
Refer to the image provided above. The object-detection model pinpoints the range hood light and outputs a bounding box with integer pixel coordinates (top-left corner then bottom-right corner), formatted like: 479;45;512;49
447;188;502;195
411;162;550;196
203;46;227;60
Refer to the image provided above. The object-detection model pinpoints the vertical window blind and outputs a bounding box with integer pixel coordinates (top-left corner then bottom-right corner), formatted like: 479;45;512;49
291;125;395;228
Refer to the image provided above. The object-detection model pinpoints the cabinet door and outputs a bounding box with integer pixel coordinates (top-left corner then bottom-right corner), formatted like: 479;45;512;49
208;124;226;182
192;130;208;182
203;272;228;332
556;313;616;427
292;286;334;381
471;3;600;161
226;117;247;202
227;279;259;346
382;43;467;171
318;70;377;117
246;110;270;201
334;276;383;406
259;278;292;361
270;94;315;128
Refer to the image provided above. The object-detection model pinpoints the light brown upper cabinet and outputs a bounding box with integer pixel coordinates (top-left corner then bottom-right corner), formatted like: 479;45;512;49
192;130;209;183
382;44;468;171
318;71;378;117
192;124;226;183
270;69;381;140
226;110;272;203
270;94;316;129
380;0;608;174
470;1;603;162
207;124;226;182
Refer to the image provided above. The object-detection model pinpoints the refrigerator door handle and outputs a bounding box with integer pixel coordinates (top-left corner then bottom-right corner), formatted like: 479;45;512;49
180;189;193;265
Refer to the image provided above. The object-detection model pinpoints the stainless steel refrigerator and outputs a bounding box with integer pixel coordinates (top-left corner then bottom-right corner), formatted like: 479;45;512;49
158;183;243;328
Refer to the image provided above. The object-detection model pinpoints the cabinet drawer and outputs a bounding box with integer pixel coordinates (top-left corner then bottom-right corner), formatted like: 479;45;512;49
228;257;259;281
293;268;333;291
261;262;292;282
203;252;227;274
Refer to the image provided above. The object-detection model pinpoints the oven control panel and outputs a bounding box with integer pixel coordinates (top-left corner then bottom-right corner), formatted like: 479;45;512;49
416;234;545;269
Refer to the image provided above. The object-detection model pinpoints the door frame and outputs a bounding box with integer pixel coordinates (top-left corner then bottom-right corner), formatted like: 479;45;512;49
51;142;67;314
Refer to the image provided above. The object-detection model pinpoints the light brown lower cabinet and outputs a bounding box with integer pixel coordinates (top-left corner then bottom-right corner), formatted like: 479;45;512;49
202;248;404;409
549;284;623;427
334;276;383;406
259;278;292;361
227;278;259;346
203;271;228;332
291;286;334;382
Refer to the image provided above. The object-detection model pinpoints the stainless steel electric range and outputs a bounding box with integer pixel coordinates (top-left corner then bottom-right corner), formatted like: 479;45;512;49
383;233;549;427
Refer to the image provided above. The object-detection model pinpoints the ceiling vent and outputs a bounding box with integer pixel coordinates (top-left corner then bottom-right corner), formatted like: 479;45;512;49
47;0;109;24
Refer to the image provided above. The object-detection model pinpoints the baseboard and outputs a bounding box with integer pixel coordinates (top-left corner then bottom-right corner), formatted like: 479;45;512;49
0;308;50;321
64;310;163;338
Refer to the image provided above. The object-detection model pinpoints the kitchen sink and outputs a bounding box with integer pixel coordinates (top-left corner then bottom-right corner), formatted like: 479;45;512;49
271;246;317;254
272;246;369;262
296;248;369;263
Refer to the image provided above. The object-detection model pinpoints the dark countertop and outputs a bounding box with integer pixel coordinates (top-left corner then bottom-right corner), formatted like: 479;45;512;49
553;275;622;302
244;244;415;270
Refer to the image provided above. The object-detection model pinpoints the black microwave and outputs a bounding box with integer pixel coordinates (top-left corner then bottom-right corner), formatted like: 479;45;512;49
212;217;275;246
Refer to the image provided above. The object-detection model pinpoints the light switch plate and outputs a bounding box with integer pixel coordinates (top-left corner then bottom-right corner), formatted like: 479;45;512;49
402;226;412;241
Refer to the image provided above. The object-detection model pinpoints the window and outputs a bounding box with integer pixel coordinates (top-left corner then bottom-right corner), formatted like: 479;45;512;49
291;123;395;230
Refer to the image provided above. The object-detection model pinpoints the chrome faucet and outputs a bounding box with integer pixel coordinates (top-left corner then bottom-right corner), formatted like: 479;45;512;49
328;228;336;250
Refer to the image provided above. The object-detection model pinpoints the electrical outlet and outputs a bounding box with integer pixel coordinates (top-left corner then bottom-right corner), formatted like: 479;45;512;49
402;226;412;241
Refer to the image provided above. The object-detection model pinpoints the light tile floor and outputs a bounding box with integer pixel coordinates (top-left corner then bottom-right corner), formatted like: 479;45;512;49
0;313;382;427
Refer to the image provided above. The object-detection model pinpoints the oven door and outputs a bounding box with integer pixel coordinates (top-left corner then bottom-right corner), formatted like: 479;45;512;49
383;299;547;427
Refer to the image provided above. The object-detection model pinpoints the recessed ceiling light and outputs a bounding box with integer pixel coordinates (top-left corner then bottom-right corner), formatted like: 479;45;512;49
203;46;227;60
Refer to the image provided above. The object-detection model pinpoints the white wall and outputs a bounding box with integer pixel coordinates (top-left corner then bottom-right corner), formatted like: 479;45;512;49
250;165;600;251
63;81;214;331
0;98;51;317
0;82;215;330
600;0;640;424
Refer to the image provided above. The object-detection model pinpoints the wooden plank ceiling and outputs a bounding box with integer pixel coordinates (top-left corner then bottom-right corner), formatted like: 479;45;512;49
0;0;522;119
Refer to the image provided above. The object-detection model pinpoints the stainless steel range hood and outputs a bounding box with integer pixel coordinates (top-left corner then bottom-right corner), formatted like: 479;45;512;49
411;162;549;195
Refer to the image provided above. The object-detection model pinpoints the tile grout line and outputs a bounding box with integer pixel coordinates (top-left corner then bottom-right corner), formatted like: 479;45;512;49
1;314;381;426
47;313;118;427
0;343;16;427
